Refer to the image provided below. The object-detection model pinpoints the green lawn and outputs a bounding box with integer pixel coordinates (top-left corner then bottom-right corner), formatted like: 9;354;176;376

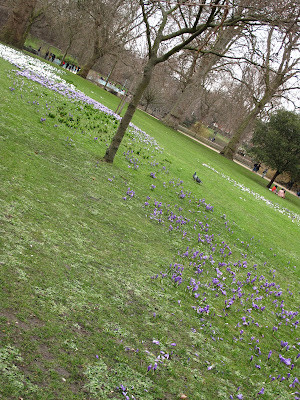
0;51;299;400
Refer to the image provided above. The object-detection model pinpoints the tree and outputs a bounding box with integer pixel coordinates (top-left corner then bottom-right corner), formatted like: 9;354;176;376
103;0;289;164
76;0;139;79
0;0;38;49
250;110;300;188
141;84;163;113
220;21;300;160
162;24;244;129
51;0;84;65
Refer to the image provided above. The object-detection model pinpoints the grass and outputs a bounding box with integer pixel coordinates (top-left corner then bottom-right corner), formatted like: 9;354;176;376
0;49;299;400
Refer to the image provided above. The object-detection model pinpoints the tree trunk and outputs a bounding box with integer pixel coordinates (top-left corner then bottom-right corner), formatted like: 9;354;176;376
0;0;37;49
103;60;156;163
163;54;199;130
220;94;271;160
267;170;280;189
220;109;259;159
61;38;73;65
78;24;101;79
77;51;101;79
162;88;194;129
23;8;44;45
219;26;292;161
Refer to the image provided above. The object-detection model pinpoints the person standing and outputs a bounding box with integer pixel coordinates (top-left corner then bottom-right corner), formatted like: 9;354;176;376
253;162;261;172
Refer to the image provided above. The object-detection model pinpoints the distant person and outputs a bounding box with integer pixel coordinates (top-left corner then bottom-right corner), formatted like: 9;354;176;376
44;51;49;59
270;185;278;193
257;163;261;171
37;46;41;56
277;188;286;198
253;163;261;172
297;189;300;197
261;168;268;178
51;53;56;62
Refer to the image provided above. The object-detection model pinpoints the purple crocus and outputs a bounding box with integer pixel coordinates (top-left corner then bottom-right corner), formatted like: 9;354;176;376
279;354;291;366
289;378;299;388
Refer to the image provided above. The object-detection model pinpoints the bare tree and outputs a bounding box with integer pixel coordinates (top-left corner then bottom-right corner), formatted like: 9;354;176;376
103;0;296;164
0;0;38;48
141;83;164;112
50;1;84;65
76;0;140;79
162;24;244;129
220;22;300;159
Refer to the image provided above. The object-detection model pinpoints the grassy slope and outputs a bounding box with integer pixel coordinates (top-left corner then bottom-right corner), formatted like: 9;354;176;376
0;55;299;400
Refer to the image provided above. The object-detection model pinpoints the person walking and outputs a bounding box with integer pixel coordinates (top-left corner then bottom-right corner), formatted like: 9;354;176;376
261;168;268;178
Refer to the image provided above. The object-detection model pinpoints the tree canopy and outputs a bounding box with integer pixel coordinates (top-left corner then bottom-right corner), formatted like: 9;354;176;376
103;0;300;163
1;0;299;164
250;109;300;187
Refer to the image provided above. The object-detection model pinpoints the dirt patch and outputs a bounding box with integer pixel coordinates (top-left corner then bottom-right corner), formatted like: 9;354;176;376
55;366;71;378
34;360;48;373
27;315;45;328
69;381;83;394
0;309;29;331
38;344;54;361
0;309;45;331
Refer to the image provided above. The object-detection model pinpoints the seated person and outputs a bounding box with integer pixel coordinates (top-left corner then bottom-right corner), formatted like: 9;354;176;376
270;185;278;193
277;188;286;198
